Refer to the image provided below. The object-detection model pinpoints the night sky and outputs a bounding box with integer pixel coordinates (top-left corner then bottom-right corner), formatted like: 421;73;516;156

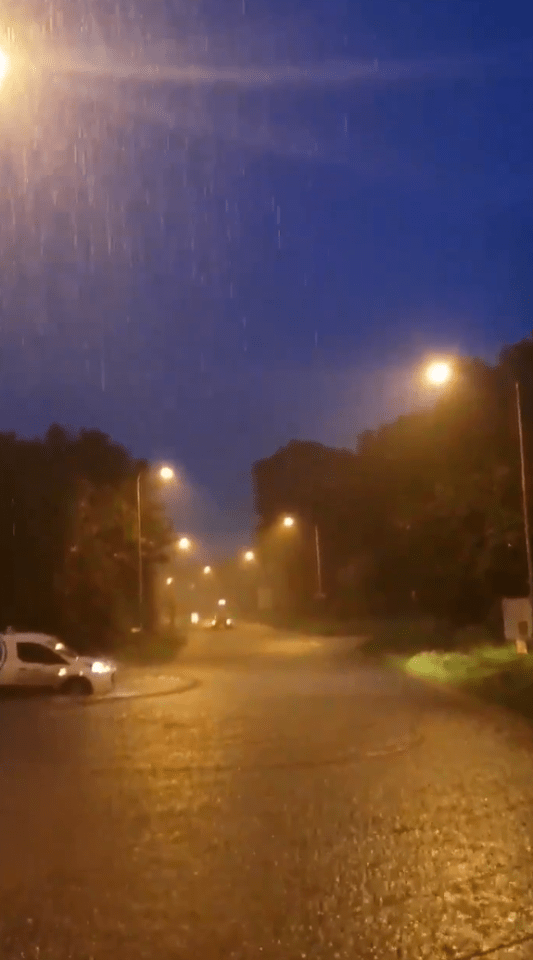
0;0;532;553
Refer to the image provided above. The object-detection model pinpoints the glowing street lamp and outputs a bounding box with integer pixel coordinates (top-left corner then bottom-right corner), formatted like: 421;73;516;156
203;565;212;574
177;536;192;552
244;550;255;562
426;360;452;386
166;577;173;586
282;515;295;528
159;465;175;481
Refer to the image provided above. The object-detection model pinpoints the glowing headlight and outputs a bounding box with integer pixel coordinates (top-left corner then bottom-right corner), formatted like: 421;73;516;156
91;661;112;674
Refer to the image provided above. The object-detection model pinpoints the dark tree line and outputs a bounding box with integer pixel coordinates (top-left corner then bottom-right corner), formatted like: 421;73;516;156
0;425;173;650
252;336;533;626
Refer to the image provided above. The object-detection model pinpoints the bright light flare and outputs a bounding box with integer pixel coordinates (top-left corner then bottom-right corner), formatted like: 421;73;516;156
203;565;212;574
91;661;112;674
244;550;255;562
218;598;226;606
166;577;173;585
282;515;295;528
426;361;452;386
177;536;191;551
159;466;174;481
0;48;10;86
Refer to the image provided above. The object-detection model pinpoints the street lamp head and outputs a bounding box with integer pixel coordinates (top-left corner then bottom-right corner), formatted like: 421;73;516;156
426;360;452;386
282;515;295;528
177;536;191;551
244;550;255;562
159;465;175;481
166;577;173;585
203;565;212;574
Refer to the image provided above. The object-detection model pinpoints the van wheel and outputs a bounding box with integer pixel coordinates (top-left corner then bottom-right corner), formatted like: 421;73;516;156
61;676;93;697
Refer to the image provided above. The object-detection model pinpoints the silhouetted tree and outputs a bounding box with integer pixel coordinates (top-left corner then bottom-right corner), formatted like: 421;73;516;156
0;427;173;650
252;341;533;626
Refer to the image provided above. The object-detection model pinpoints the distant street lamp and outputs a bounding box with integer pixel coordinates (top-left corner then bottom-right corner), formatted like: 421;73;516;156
137;464;175;628
203;564;212;574
177;536;192;552
166;577;174;586
282;515;295;528
244;550;255;562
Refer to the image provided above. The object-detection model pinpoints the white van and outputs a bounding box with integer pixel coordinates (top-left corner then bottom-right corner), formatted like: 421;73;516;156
0;631;116;696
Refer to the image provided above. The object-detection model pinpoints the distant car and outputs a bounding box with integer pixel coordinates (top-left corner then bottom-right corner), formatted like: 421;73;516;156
209;615;234;630
0;632;116;696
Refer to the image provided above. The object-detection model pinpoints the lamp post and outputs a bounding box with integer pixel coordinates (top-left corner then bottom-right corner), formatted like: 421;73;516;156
515;381;533;607
314;523;325;600
136;471;143;624
425;360;533;617
136;465;175;628
282;515;325;600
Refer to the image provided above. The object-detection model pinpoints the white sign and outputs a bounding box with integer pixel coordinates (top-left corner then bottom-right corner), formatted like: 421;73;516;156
502;597;532;642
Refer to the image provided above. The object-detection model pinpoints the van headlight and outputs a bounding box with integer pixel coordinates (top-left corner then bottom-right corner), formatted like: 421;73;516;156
91;661;112;674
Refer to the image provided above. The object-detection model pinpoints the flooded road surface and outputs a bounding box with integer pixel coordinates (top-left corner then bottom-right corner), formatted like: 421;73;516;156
2;625;533;959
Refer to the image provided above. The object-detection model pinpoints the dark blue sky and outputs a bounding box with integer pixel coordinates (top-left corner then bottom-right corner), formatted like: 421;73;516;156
0;0;532;552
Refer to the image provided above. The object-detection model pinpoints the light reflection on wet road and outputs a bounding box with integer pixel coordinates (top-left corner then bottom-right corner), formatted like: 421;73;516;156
2;626;533;958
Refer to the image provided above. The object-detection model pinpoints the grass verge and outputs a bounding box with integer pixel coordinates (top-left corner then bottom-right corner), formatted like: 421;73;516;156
258;613;452;644
393;644;533;723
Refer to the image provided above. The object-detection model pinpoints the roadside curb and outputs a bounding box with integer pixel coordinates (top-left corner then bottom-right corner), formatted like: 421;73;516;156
103;675;200;703
54;675;200;707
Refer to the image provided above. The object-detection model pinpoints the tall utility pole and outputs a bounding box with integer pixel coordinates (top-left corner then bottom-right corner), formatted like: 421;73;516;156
135;464;175;631
314;523;325;600
515;381;533;607
136;471;143;627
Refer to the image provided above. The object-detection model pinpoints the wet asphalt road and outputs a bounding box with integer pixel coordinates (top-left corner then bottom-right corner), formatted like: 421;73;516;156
2;626;533;959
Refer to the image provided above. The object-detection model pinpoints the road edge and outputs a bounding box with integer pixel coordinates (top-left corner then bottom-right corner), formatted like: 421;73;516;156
72;674;201;706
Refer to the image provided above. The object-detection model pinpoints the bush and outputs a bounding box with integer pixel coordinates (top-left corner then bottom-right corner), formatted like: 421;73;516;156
359;617;450;657
451;624;498;651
